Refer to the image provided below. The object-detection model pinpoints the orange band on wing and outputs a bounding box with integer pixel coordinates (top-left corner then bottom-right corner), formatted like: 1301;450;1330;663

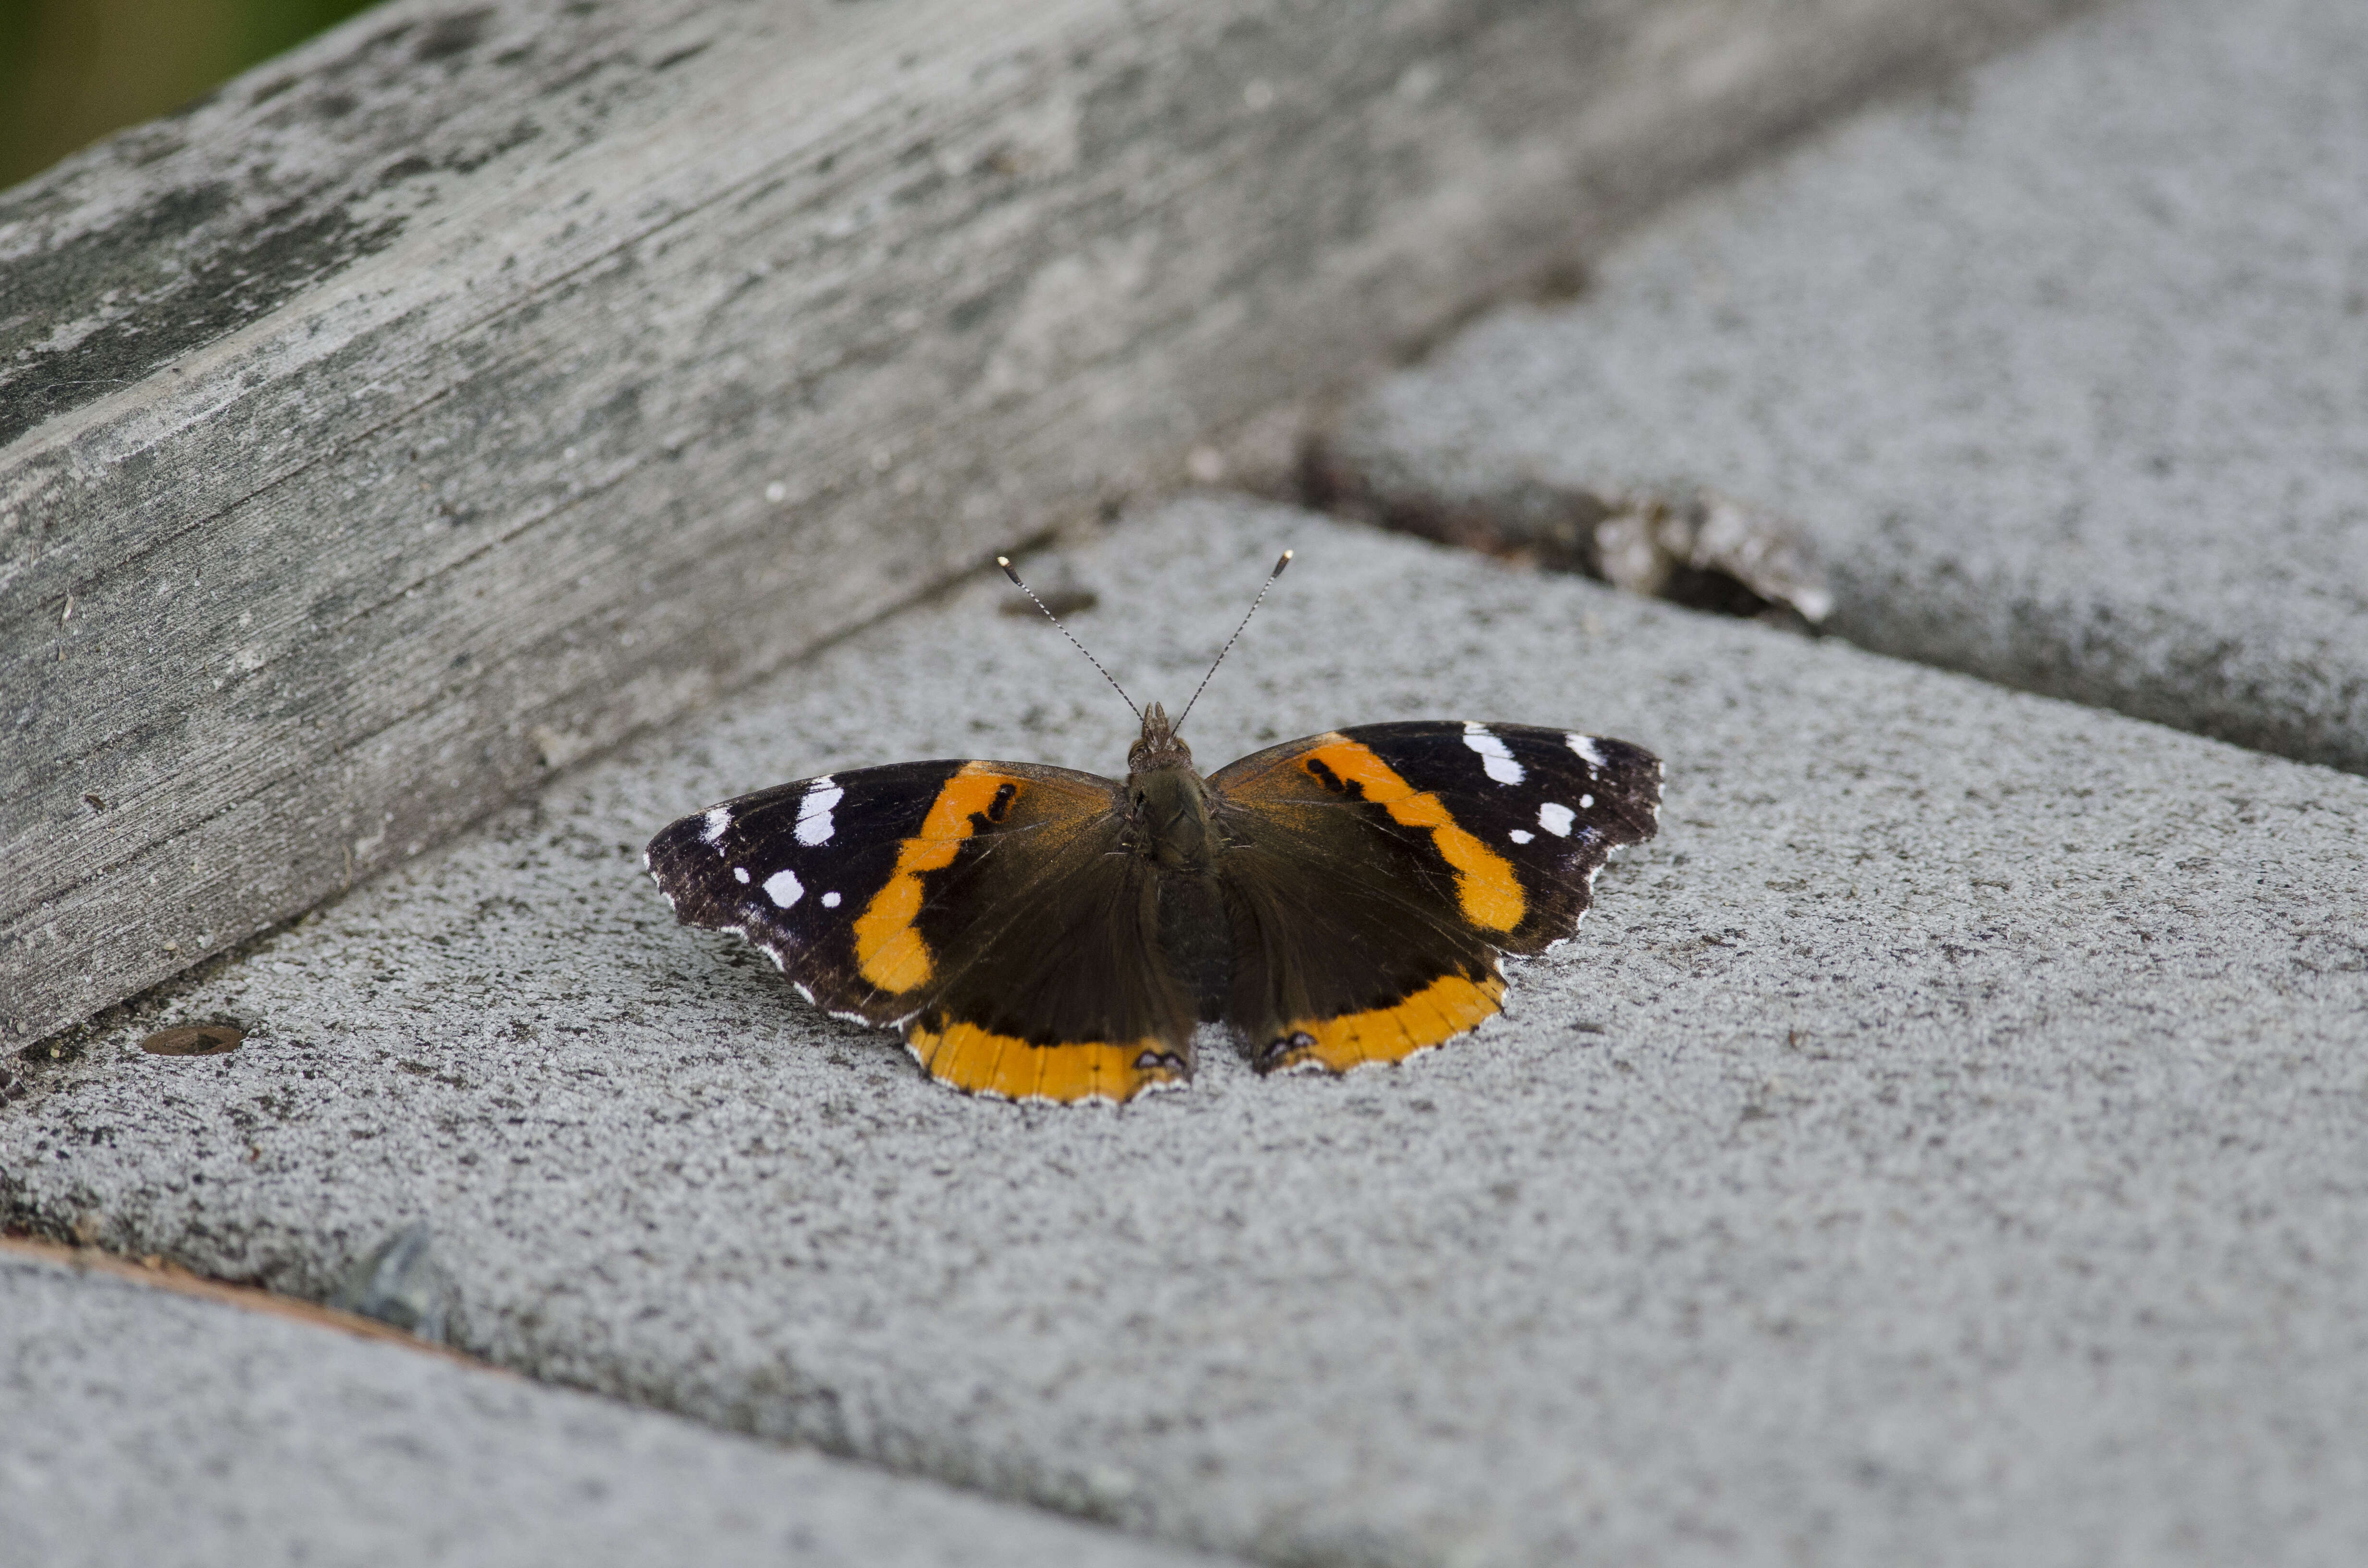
1270;971;1505;1072
852;766;1024;994
1300;740;1525;931
908;1019;1185;1103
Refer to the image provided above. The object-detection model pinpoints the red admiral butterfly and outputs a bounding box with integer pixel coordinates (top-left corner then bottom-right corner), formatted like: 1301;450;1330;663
647;551;1661;1103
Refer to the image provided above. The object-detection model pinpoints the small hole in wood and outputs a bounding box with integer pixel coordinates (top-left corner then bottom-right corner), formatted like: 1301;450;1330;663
140;1025;243;1057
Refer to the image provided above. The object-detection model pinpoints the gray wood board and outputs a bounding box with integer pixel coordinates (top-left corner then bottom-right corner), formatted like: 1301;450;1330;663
0;0;2085;1043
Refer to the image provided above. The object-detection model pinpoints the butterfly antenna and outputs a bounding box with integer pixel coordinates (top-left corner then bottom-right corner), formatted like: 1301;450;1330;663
1174;549;1293;735
997;555;1141;722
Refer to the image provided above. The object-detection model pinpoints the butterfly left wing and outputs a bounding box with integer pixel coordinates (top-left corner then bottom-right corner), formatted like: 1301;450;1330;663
646;760;1197;1103
1206;721;1661;1073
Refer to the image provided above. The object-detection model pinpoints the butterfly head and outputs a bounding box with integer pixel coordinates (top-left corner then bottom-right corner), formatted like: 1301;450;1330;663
1128;701;1194;775
998;546;1292;779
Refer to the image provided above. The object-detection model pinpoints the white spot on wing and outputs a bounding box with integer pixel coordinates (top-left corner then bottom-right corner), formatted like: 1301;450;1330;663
821;891;841;908
1462;723;1524;785
1567;735;1607;770
763;869;804;908
795;777;843;846
1580;795;1593;809
701;807;731;845
1508;828;1535;844
733;866;750;883
1539;802;1575;837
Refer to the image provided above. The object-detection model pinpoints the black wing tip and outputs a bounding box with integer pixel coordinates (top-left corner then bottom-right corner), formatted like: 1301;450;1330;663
1574;735;1664;841
644;818;701;870
1580;734;1661;776
644;809;739;926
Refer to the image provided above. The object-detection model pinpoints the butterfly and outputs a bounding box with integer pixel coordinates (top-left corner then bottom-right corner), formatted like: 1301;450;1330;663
645;551;1662;1103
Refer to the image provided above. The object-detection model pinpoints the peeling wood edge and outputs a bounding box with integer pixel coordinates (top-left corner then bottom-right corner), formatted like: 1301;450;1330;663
0;1232;505;1374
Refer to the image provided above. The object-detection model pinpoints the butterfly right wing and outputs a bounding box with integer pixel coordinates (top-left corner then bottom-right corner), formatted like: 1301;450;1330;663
1206;722;1661;1073
646;760;1196;1103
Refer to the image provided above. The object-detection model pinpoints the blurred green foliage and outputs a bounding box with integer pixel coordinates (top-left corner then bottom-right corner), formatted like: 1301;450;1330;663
0;0;382;189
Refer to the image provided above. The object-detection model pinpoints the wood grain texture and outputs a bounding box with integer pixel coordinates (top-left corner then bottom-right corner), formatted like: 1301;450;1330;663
0;0;2086;1043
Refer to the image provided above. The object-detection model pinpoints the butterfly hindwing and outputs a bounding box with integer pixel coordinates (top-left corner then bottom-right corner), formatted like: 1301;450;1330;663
1205;721;1661;1072
646;760;1196;1102
899;769;1200;1103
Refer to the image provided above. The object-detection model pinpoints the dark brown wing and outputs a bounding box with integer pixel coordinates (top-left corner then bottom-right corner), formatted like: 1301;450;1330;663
646;760;1195;1103
1206;722;1661;1072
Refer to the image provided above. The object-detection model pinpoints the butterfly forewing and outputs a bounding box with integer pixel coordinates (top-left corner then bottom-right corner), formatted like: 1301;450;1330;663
1324;721;1661;954
648;760;972;1021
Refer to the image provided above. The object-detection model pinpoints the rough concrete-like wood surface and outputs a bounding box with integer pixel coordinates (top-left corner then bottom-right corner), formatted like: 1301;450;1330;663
0;0;2084;1043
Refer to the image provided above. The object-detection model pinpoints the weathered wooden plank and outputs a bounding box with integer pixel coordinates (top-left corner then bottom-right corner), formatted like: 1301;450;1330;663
0;0;2087;1043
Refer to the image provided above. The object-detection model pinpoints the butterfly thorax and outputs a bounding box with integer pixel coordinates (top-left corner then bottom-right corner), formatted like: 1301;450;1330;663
1125;702;1216;871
